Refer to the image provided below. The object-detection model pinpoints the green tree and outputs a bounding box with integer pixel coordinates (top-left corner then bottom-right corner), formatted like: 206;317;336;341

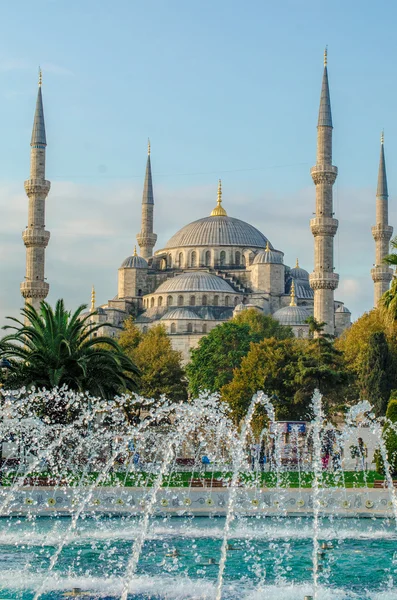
233;309;293;342
361;331;396;416
220;337;303;424
186;309;292;395
295;317;351;415
119;323;187;403
376;398;397;475
0;300;139;422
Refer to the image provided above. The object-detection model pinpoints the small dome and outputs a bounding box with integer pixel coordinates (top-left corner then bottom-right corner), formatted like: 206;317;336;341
336;305;351;314
253;250;284;265
273;305;309;326
121;254;148;269
289;260;309;281
160;308;201;321
154;271;235;294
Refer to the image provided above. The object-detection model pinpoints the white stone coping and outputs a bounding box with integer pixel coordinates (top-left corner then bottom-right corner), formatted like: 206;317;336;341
0;487;395;518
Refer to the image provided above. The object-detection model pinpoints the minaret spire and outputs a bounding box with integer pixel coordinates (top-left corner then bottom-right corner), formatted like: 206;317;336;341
20;71;51;310
136;140;157;259
371;131;393;305
309;49;339;335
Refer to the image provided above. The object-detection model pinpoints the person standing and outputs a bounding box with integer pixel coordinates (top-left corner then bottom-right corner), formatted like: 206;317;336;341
356;437;368;471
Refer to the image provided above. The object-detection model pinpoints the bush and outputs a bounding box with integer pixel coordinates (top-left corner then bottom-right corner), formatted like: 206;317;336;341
376;398;397;474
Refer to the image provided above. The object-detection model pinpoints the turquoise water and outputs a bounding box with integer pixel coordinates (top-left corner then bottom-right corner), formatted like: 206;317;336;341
0;516;396;599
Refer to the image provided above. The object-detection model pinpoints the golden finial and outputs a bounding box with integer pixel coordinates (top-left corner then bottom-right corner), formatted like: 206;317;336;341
381;130;384;145
265;241;270;252
91;285;96;312
133;245;137;257
290;281;297;307
324;46;328;67
38;67;42;87
295;258;299;268
210;178;227;217
147;138;151;156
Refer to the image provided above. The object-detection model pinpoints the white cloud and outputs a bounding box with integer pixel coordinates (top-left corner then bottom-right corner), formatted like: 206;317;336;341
0;179;382;330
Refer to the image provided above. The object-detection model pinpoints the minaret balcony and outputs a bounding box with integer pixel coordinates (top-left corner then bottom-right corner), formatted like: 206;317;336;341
371;266;393;283
24;179;51;197
371;224;393;242
20;280;49;299
22;229;50;248
310;165;337;185
136;232;158;247
310;217;338;236
309;272;339;291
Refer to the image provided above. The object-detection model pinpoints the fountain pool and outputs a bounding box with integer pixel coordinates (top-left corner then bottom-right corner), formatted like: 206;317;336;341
0;516;397;599
0;388;396;599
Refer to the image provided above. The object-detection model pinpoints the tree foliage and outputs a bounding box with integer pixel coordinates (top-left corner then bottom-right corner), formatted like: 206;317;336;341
336;310;397;414
376;398;397;474
119;321;187;403
186;309;293;396
361;331;396;416
0;300;139;422
221;321;350;425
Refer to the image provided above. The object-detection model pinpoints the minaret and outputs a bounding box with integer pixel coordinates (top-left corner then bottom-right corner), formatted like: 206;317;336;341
371;132;393;305
309;49;339;335
136;139;157;260
20;70;51;310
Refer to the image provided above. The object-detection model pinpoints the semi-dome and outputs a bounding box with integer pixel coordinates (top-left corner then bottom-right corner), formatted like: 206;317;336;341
154;271;235;294
160;308;201;321
121;248;148;269
253;248;284;265
273;305;309;326
163;216;271;250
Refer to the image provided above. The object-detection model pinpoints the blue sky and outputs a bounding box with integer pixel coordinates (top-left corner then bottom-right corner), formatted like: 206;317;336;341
0;0;396;325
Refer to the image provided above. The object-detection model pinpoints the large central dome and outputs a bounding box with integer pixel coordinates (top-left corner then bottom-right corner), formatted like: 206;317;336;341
164;216;271;250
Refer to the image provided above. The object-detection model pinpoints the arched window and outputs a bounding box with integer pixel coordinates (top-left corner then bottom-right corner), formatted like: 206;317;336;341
243;297;248;304
171;323;176;334
202;295;207;306
178;295;183;306
214;295;219;306
242;255;246;266
187;323;193;333
225;296;229;306
191;251;197;267
137;289;142;297
143;326;148;333
179;252;184;268
167;295;173;306
234;297;239;306
150;297;155;308
160;258;167;270
167;254;172;268
190;295;196;306
158;296;163;307
205;250;211;266
297;328;303;339
220;251;226;266
202;324;207;334
235;251;241;266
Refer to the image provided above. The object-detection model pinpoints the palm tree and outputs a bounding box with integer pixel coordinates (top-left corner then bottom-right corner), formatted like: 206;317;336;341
0;300;140;419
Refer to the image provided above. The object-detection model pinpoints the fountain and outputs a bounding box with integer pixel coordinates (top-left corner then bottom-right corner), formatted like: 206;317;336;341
0;386;396;599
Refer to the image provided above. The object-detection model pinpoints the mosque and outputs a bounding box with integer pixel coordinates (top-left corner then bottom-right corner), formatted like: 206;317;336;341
20;51;393;361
